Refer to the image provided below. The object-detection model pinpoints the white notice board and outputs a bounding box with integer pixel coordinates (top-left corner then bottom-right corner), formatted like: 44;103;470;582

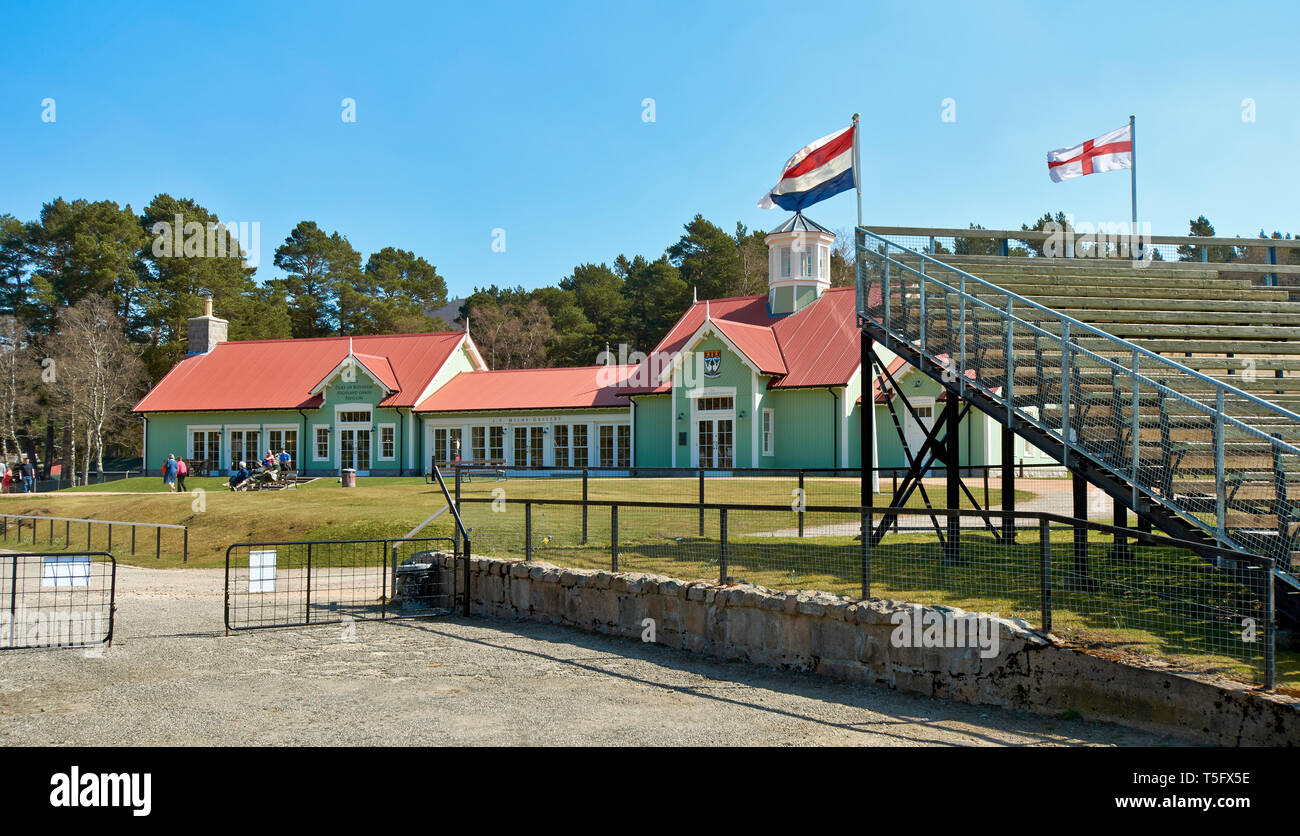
249;550;277;593
42;556;92;588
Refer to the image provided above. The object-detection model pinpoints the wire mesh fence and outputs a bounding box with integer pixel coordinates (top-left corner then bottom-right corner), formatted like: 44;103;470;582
857;229;1300;574
447;464;1076;534
873;228;1300;285
457;495;1275;687
224;537;456;632
1;552;116;650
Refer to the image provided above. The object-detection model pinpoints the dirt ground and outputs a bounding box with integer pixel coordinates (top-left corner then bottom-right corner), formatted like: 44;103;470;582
0;564;1183;746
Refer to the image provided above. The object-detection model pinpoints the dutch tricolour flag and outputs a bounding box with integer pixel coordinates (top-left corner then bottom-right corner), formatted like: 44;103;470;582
757;124;856;211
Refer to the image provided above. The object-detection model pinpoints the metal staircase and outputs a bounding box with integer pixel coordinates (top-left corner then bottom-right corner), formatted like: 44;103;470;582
855;228;1300;622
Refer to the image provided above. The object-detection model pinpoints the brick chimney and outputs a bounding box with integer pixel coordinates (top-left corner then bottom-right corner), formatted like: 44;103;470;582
187;295;228;355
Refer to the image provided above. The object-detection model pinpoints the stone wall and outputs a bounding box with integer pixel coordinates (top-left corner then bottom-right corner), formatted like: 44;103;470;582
442;554;1300;746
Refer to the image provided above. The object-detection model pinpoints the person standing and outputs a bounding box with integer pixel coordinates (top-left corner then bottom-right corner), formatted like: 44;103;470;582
20;456;35;493
163;454;178;492
176;456;188;492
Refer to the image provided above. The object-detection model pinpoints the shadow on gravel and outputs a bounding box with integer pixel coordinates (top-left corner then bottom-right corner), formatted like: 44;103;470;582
385;615;1166;747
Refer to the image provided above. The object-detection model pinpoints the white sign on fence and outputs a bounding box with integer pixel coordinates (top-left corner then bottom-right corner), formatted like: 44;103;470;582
41;556;92;588
249;550;277;593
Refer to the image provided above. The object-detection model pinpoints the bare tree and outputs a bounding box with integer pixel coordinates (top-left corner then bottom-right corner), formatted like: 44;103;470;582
51;298;146;481
0;316;35;464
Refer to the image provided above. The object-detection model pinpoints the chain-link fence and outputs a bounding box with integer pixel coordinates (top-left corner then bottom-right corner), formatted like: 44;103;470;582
446;463;1078;534
871;227;1300;288
456;495;1275;687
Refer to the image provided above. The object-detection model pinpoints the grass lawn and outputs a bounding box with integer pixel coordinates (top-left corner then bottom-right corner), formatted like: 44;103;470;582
0;473;1291;689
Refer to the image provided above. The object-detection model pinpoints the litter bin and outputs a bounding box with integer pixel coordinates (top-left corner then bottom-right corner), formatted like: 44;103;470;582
394;551;453;610
341;468;356;487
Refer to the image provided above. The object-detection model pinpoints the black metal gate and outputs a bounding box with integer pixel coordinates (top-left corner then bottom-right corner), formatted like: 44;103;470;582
223;537;460;633
2;552;116;650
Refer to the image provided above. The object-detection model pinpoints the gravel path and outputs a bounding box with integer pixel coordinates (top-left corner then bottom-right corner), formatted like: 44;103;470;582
0;565;1180;746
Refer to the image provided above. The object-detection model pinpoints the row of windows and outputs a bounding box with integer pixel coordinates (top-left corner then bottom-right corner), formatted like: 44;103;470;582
776;246;829;279
191;429;298;468
311;425;396;462
431;423;629;467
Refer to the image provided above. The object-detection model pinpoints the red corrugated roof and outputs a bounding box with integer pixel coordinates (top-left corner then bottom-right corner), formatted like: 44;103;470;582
134;332;469;413
621;286;869;394
351;353;400;392
415;365;636;413
711;318;786;375
858;356;910;403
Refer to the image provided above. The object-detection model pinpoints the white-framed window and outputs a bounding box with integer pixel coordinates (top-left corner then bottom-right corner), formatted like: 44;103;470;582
338;410;371;424
617;425;630;467
471;426;486;460
187;426;221;471
378;423;396;460
780;247;791;277
572;424;588;467
266;427;298;468
489;426;505;460
762;408;774;456
314;426;330;461
801;250;813;277
819;246;828;279
228;428;260;467
696;396;734;412
554;424;569;467
432;427;463;464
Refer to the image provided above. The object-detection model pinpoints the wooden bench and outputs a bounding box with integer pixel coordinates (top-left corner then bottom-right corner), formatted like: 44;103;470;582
259;468;299;491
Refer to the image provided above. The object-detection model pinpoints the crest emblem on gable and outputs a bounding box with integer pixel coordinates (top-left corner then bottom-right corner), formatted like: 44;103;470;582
703;349;722;378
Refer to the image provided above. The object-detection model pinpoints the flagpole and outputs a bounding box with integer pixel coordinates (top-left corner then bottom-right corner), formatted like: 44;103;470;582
852;113;862;230
1129;114;1138;260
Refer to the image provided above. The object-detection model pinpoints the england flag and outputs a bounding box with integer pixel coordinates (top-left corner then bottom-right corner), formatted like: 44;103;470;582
757;124;856;211
1046;123;1133;182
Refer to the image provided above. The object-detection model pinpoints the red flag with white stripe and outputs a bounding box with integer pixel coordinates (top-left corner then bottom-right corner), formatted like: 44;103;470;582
1046;123;1132;183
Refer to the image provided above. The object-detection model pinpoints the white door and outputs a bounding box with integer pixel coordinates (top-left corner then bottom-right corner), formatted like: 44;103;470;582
695;417;734;468
904;399;936;457
339;427;371;474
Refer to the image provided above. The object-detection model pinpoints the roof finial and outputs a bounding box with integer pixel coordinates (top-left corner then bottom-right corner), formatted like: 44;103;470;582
348;336;353;356
693;286;698;303
705;299;710;321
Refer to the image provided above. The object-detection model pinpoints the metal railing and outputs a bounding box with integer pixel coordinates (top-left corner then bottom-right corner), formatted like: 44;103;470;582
2;552;116;650
224;536;456;632
865;224;1300;284
455;495;1276;688
856;228;1300;580
0;513;188;562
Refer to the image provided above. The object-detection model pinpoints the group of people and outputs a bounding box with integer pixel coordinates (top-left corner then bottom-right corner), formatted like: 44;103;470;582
161;454;189;492
0;456;37;493
228;449;292;491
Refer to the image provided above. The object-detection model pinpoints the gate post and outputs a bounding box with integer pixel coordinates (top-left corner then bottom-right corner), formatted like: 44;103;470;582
698;468;705;537
1001;425;1015;544
718;507;728;584
305;543;313;625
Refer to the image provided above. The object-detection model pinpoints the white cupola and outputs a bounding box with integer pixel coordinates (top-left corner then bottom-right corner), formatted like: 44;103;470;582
764;212;835;315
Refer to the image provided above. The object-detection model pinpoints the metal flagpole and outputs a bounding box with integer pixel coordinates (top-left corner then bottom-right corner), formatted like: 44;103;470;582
852;112;877;494
853;113;862;229
1129;114;1138;261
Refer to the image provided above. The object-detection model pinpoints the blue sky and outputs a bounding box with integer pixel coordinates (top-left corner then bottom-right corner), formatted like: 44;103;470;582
1;1;1295;299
